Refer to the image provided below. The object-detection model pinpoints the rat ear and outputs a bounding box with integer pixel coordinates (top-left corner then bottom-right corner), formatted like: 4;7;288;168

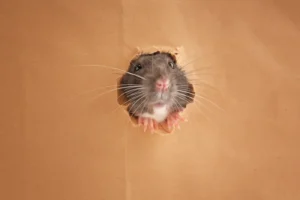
165;52;177;64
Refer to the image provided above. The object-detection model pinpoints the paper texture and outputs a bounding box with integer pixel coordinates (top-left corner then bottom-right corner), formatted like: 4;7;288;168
1;0;300;200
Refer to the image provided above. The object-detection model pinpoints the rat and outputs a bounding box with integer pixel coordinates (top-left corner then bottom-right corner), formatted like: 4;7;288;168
118;51;195;132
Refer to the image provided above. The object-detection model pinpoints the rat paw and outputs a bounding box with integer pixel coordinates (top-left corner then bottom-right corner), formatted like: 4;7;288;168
138;117;158;133
166;111;186;130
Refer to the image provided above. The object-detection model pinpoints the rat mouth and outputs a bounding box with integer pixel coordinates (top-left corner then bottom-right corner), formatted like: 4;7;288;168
153;102;166;108
151;97;170;107
150;90;171;107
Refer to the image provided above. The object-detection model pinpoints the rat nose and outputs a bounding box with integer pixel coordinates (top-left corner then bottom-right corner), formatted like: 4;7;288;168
156;78;169;91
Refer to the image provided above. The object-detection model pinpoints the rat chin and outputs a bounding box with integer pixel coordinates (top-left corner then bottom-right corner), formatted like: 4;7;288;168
151;92;170;103
153;102;166;108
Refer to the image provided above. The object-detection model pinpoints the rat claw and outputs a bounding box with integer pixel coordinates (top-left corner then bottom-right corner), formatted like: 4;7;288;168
166;111;185;131
179;116;185;122
138;117;158;133
143;119;148;132
138;117;142;126
149;119;154;133
174;113;185;122
153;121;158;130
167;118;171;129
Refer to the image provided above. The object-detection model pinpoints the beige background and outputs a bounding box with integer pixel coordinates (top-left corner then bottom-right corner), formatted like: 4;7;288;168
1;0;300;199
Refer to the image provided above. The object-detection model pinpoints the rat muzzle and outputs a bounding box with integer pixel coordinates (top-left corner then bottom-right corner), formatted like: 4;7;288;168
155;77;170;92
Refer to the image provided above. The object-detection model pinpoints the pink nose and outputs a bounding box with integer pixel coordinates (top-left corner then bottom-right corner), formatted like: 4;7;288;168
156;78;169;91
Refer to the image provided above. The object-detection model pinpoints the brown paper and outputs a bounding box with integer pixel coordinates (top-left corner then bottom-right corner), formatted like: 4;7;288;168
1;1;300;200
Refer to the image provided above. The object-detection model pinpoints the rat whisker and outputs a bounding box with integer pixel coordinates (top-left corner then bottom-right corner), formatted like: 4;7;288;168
172;97;183;113
188;84;219;93
75;85;119;97
73;85;143;99
119;88;144;99
181;56;202;68
76;64;146;80
182;68;218;76
115;86;144;92
130;97;148;117
117;89;144;103
126;92;145;102
118;83;143;86
187;74;217;78
176;92;194;101
131;90;150;117
110;92;145;116
176;70;217;81
177;90;224;112
117;90;144;106
176;93;215;116
126;90;144;100
112;72;124;76
116;85;143;89
177;81;218;92
183;67;216;74
177;83;209;93
125;91;145;100
128;94;147;115
123;92;145;107
139;99;149;118
117;85;144;90
177;81;215;88
187;80;216;85
117;85;144;88
89;86;143;101
170;97;179;111
123;72;145;80
184;74;219;81
176;95;211;122
185;73;218;78
116;88;143;98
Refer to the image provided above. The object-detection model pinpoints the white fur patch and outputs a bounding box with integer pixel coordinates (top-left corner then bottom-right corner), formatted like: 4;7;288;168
140;105;169;123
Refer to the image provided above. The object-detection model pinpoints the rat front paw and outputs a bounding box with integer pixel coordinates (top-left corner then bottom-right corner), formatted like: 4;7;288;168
138;117;158;133
166;111;186;130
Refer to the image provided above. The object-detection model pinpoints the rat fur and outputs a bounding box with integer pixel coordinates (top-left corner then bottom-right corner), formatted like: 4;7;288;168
118;51;195;124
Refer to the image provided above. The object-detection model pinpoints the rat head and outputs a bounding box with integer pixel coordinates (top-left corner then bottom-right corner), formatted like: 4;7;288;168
119;51;192;111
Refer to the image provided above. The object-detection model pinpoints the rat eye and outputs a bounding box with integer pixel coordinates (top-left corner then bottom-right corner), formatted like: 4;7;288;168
134;64;142;72
168;61;175;69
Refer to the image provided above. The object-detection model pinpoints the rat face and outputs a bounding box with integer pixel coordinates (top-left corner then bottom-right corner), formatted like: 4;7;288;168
119;51;193;115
